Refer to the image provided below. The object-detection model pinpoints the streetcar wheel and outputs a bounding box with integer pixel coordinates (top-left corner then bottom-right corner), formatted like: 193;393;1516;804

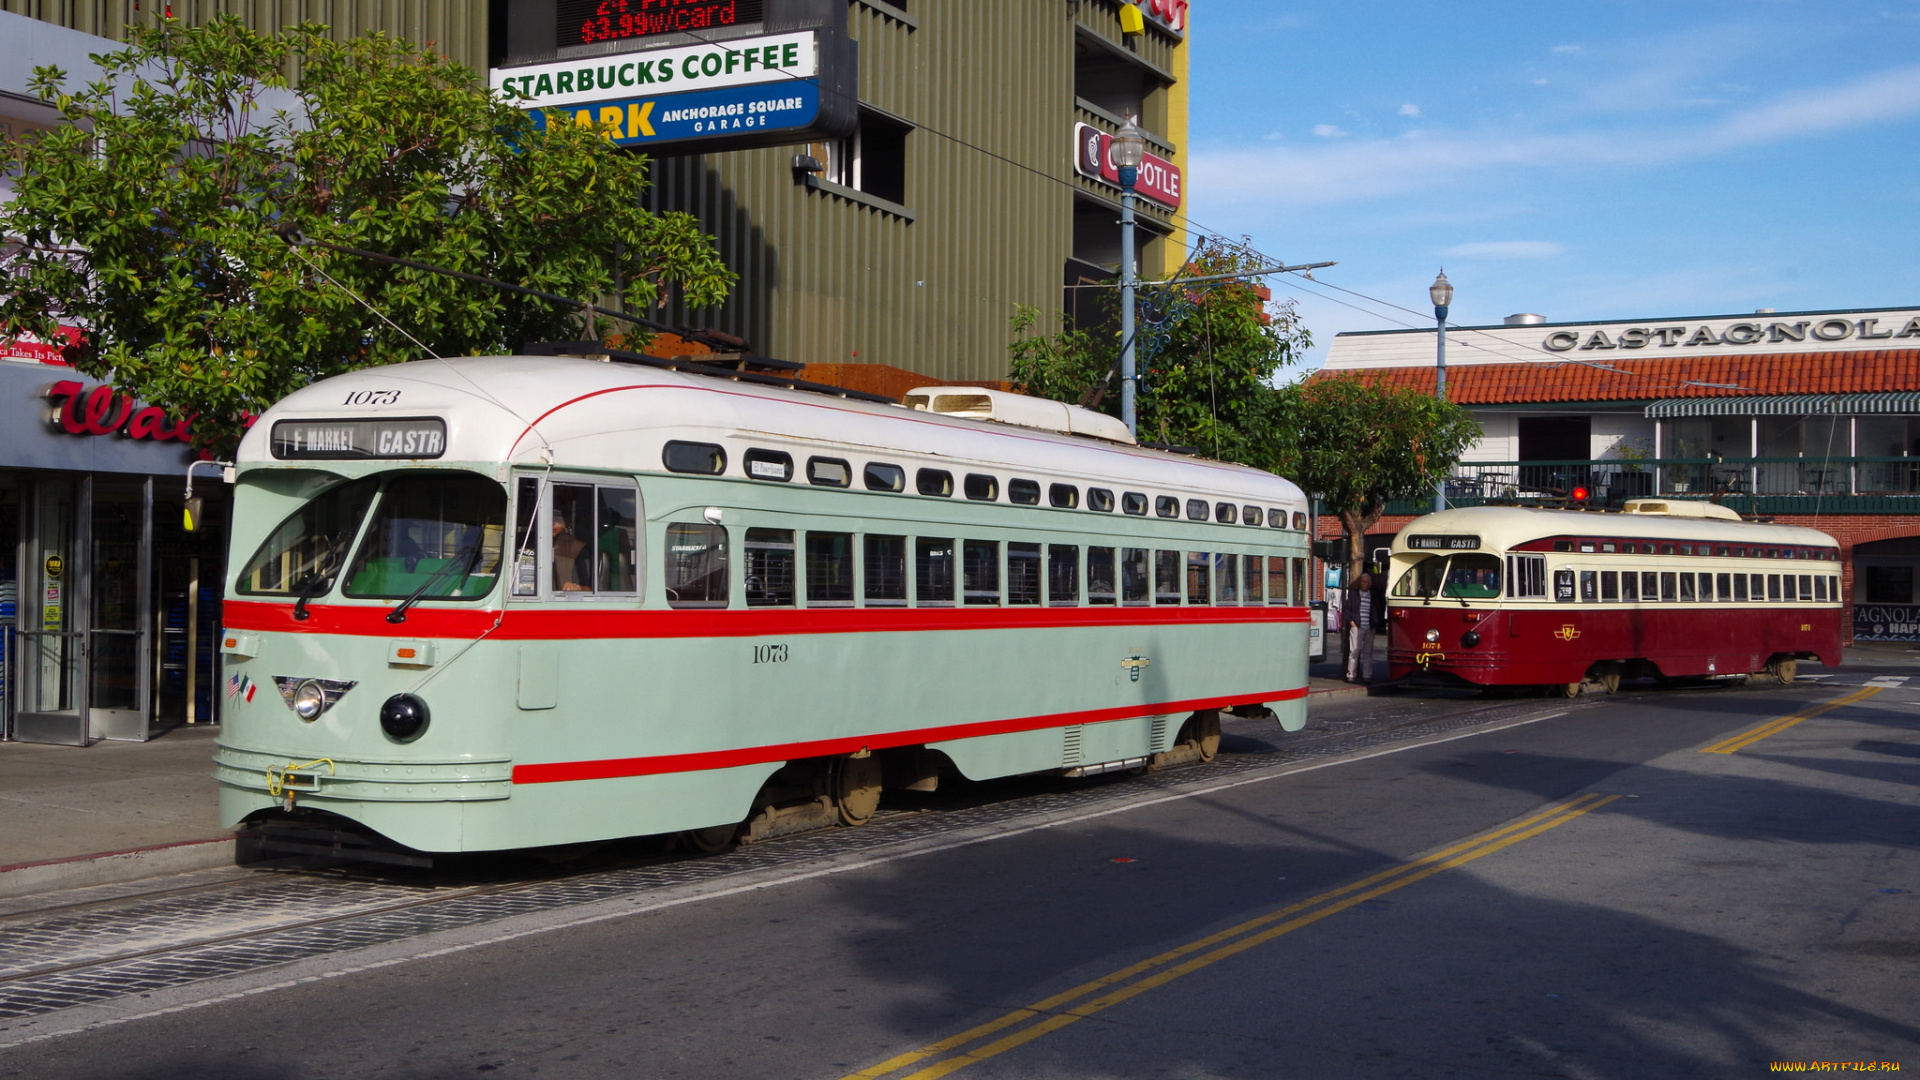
834;754;884;826
1770;657;1798;683
679;822;738;854
1599;667;1621;695
1194;712;1222;762
1559;681;1583;699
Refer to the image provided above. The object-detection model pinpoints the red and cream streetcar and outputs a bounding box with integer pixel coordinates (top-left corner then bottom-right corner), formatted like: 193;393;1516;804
1386;501;1844;695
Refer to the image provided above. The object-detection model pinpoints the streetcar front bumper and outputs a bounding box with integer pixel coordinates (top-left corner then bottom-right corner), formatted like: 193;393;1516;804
214;742;513;804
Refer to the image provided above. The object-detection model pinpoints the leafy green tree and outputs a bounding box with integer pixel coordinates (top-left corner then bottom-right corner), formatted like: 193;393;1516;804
1007;238;1309;468
1271;374;1482;589
0;15;734;452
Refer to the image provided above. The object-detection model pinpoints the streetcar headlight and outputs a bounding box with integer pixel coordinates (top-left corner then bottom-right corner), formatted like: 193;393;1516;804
380;693;430;743
1461;631;1482;648
1424;628;1440;643
292;680;327;721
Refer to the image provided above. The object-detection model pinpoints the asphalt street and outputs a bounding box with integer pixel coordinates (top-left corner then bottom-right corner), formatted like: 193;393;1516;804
1;665;1915;1079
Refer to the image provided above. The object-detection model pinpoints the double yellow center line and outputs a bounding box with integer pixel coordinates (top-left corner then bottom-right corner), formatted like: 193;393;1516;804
844;792;1621;1080
1701;685;1881;755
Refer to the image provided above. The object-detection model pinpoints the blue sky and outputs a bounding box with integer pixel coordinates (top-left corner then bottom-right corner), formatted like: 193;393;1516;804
1184;1;1920;372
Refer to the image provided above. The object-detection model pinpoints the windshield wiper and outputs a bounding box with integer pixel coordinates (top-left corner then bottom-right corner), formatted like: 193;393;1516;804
387;538;483;624
291;571;326;621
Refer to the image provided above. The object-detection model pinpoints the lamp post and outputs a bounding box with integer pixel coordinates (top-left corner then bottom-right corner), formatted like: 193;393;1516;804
1430;270;1453;512
1112;118;1147;437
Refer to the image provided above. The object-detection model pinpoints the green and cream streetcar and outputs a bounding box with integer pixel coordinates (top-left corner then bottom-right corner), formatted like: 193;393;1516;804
214;351;1313;856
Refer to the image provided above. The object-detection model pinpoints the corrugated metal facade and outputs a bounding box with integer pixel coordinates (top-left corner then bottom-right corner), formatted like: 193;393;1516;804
3;1;489;74
639;1;1187;382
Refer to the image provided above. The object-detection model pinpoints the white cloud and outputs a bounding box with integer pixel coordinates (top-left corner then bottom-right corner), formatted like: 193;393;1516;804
1398;103;1422;118
1531;78;1551;86
1192;65;1920;206
1440;241;1566;259
1551;44;1585;54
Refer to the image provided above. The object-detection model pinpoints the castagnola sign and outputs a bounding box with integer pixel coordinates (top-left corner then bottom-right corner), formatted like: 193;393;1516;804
1545;315;1920;353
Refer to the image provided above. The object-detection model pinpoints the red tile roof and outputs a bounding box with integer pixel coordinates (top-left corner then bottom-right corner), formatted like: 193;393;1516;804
1311;349;1920;405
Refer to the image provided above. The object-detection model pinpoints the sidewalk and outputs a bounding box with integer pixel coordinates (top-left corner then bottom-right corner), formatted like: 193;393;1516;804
0;671;1378;900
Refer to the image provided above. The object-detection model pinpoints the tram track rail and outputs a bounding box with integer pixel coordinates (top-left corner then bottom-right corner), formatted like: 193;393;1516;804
0;686;1709;1027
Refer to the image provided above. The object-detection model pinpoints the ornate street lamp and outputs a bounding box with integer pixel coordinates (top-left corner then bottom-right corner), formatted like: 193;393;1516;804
1430;270;1453;512
1113;118;1147;437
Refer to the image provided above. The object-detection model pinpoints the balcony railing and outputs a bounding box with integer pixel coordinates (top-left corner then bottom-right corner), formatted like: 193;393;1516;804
1381;457;1920;516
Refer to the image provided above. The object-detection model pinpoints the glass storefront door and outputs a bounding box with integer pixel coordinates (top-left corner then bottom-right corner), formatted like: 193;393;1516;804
89;478;151;741
15;477;86;745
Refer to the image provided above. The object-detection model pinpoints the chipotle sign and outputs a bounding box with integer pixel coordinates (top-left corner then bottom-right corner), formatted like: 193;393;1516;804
1072;123;1182;209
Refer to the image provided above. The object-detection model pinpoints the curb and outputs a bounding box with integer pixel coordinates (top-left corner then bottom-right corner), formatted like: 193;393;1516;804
0;837;236;900
1308;684;1371;705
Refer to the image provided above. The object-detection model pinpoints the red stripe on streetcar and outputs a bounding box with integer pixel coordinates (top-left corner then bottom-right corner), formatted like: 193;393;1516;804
221;600;1310;638
509;687;1311;785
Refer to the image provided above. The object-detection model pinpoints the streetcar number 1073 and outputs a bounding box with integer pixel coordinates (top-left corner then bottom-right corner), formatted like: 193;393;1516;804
752;643;790;664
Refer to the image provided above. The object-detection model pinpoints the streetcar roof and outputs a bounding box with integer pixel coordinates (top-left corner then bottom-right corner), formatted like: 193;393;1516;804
1388;505;1839;552
235;356;1307;506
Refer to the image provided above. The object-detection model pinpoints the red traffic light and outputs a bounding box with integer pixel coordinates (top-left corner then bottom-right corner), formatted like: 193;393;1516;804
1571;486;1591;502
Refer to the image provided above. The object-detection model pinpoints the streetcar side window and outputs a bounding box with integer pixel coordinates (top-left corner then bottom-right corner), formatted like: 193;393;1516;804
512;477;541;597
1750;573;1764;600
1122;547;1150;603
865;535;907;604
916;538;955;604
745;529;796;607
1049;545;1080;605
1292;558;1307;605
664;523;729;608
1215;554;1239;603
808;457;852;487
1267;556;1288;603
546;483;599;594
595;487;639;594
1007;542;1041;604
1643;572;1659;600
1245;555;1264;603
1088;488;1116;512
663;441;725;475
1088;547;1117;605
1600;571;1618;601
1267;508;1283;528
1621;571;1638;601
963;540;1000;604
1508;555;1548;599
1215;502;1235;524
1156;497;1180;519
1049;483;1080;509
1009;479;1041;506
1580;570;1598;602
1799;574;1814;600
1187;499;1210;522
1187;552;1212;604
1554;569;1574;601
1780;575;1795;601
866;463;906;492
1767;574;1781;601
917;469;954;497
1679;573;1696;602
1698;572;1713;601
1717;573;1732;601
805;532;854;605
744;448;794;482
1293;512;1308;531
1156;550;1183;604
1734;573;1748;601
964;474;999;502
1815;575;1827;601
1659;572;1676;601
1242;505;1261;526
1123;492;1149;516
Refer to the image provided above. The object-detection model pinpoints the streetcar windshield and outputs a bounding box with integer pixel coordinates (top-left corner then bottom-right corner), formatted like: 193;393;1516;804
343;474;507;600
237;477;380;596
1393;553;1502;599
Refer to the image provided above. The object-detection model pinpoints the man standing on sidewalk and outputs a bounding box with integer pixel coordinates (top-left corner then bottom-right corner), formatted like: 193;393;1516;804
1345;571;1375;683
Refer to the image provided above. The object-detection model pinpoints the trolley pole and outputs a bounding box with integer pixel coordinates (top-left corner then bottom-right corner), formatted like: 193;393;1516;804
1112;119;1147;438
1430;271;1453;513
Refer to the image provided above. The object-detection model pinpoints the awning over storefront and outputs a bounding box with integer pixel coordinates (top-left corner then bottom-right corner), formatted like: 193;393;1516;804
1645;392;1920;418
